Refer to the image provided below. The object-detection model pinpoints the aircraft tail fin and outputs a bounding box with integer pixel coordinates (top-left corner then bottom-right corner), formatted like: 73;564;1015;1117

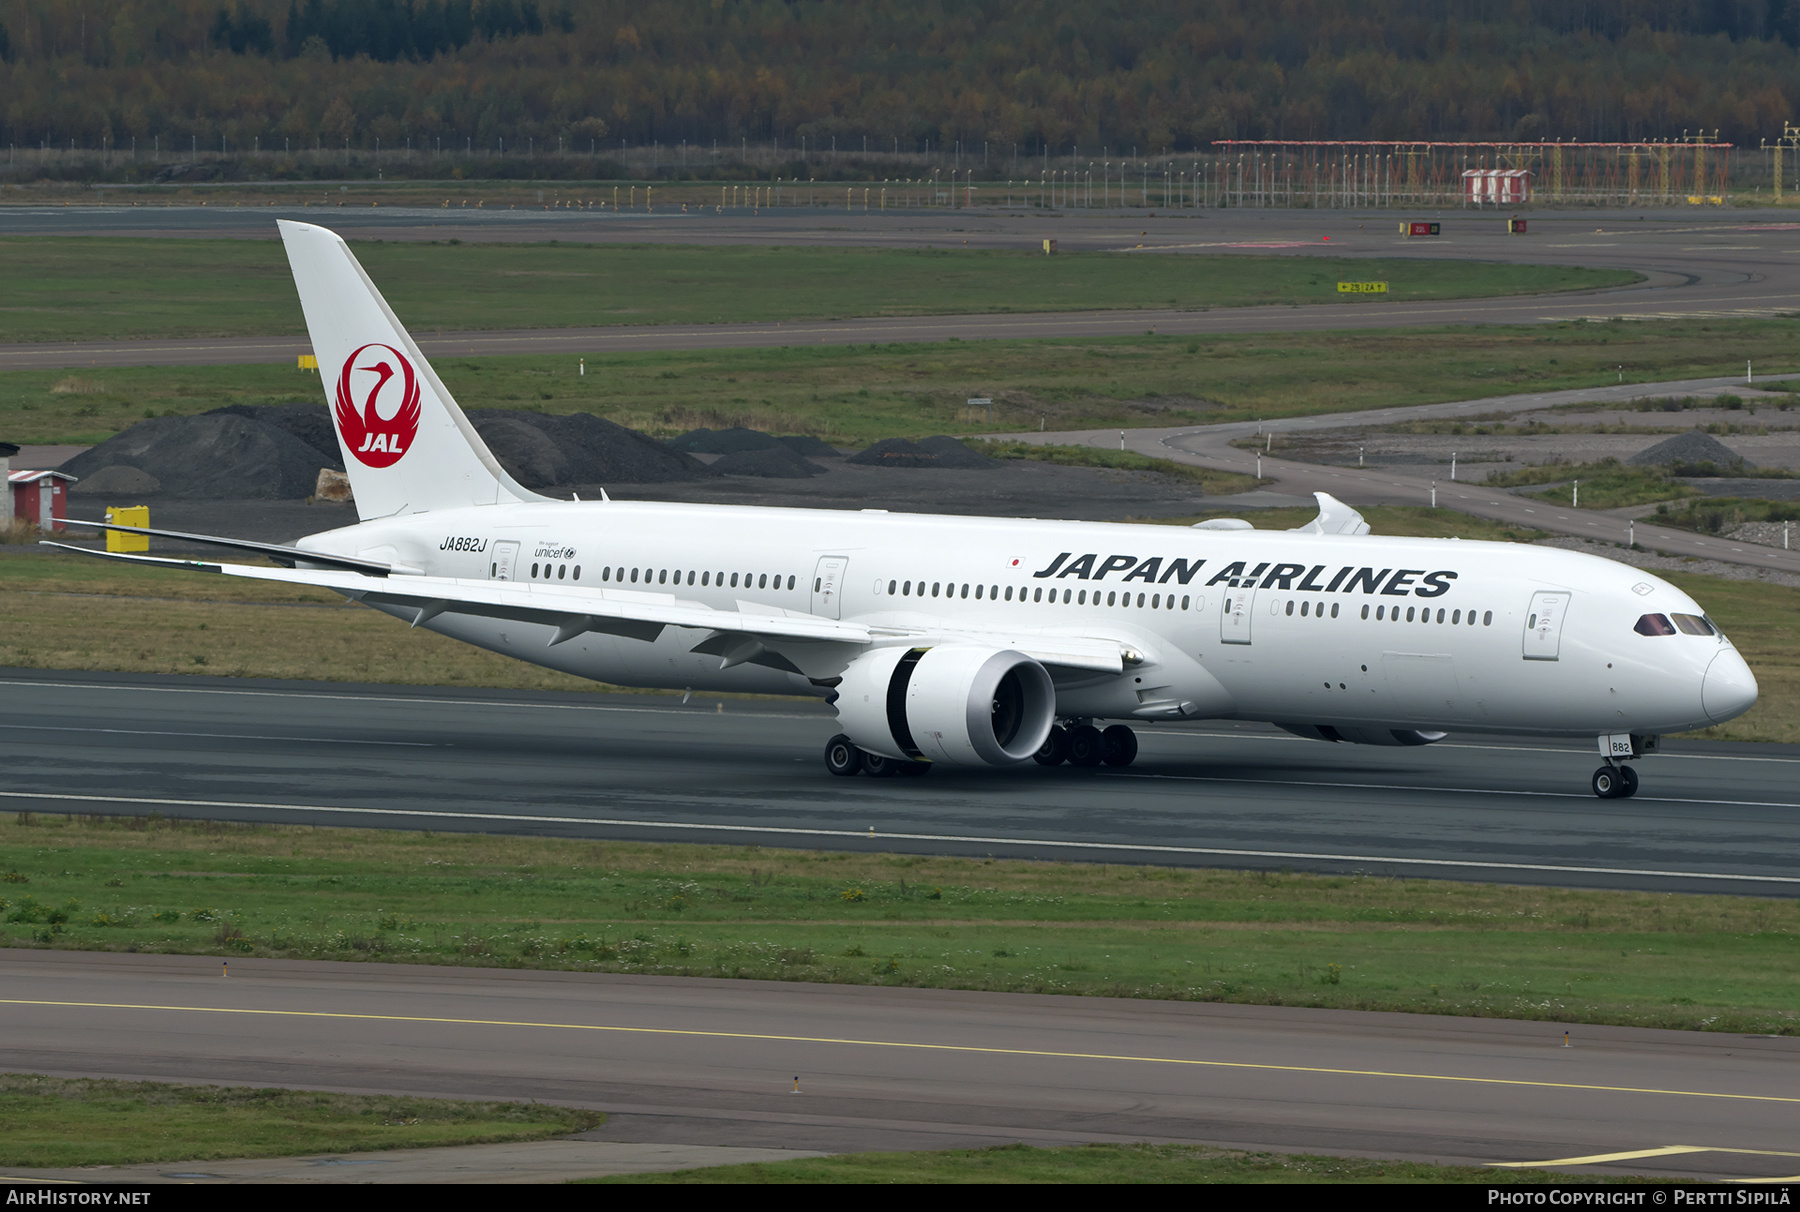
278;220;546;519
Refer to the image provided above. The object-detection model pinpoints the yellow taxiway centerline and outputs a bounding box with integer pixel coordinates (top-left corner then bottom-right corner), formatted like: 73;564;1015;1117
1;998;1795;1107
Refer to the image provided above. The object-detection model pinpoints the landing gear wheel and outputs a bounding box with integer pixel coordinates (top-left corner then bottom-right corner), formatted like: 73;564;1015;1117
824;734;862;777
862;752;901;778
1034;725;1070;766
1100;725;1139;767
897;760;931;777
1067;724;1105;768
1618;765;1639;798
1591;766;1625;799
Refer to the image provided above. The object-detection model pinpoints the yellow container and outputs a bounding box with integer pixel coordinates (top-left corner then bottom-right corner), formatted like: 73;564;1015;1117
105;506;149;553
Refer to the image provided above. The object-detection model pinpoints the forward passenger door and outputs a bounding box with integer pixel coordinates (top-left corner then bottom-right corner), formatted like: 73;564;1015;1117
1220;584;1255;645
1522;591;1568;661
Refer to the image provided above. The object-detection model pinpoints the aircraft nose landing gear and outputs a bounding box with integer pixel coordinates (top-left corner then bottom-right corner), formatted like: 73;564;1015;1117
1592;733;1654;798
1591;764;1640;799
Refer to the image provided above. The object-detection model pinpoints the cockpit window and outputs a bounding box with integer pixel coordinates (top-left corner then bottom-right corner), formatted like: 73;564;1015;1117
1672;613;1717;636
1634;613;1676;636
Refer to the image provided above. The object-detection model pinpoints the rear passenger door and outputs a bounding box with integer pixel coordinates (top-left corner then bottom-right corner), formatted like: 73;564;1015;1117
812;556;848;619
489;540;519;581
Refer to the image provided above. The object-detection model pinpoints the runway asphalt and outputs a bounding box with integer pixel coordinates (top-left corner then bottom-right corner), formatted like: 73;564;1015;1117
8;204;1800;1185
3;205;1798;370
1;949;1796;1181
2;668;1796;897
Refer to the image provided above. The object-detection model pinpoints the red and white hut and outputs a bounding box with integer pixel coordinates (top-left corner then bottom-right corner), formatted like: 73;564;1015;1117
1462;169;1532;205
8;468;77;531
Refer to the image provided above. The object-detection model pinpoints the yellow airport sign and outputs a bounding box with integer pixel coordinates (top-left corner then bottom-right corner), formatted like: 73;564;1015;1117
1337;282;1388;294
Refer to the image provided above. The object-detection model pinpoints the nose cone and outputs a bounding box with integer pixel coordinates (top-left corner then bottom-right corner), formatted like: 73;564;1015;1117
1703;650;1759;724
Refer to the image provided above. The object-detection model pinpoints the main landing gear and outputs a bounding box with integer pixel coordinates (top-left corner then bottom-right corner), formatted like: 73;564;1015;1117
822;722;1140;776
1591;764;1640;799
823;735;930;778
1035;721;1138;768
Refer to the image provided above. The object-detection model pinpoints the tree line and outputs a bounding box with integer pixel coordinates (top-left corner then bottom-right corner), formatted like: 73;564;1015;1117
4;0;1800;161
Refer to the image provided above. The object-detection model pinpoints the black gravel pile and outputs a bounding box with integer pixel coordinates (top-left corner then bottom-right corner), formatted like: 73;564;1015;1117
1627;430;1754;471
206;402;342;468
59;414;335;499
776;434;841;457
710;446;825;478
67;465;163;497
467;410;710;488
668;426;785;454
847;435;997;469
670;427;841;459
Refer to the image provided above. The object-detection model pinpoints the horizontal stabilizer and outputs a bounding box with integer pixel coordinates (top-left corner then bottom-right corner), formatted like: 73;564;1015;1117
65;520;395;575
40;542;223;573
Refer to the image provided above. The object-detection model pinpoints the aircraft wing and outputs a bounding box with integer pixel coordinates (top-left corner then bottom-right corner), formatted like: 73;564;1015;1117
42;544;875;648
43;541;1132;674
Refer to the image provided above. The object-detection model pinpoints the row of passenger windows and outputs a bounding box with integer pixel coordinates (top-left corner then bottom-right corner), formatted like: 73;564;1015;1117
882;579;1193;611
1358;603;1492;625
605;567;794;591
515;562;1498;628
1234;597;1495;626
523;563;797;591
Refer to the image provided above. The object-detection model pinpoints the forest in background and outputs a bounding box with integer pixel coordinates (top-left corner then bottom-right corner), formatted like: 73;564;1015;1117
4;1;1800;168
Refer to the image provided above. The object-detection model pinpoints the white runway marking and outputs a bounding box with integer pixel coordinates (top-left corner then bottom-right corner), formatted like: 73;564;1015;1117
0;790;1793;885
0;678;823;720
0;724;443;747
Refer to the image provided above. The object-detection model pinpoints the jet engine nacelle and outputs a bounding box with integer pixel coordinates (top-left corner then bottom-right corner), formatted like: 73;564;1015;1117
834;645;1056;766
1276;723;1448;747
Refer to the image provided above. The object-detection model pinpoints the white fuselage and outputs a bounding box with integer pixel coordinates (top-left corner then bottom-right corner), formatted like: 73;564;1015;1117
297;499;1755;739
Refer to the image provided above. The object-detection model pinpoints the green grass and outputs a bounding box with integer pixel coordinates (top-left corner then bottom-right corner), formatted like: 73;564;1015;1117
0;237;1637;343
1481;459;1701;509
588;1141;1614;1184
1650;496;1800;535
3;816;1797;1035
970;439;1261;495
0;551;627;692
8;316;1800;447
0;1073;600;1168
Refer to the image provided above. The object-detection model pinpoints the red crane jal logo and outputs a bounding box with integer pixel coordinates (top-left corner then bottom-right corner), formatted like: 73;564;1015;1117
335;343;422;468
